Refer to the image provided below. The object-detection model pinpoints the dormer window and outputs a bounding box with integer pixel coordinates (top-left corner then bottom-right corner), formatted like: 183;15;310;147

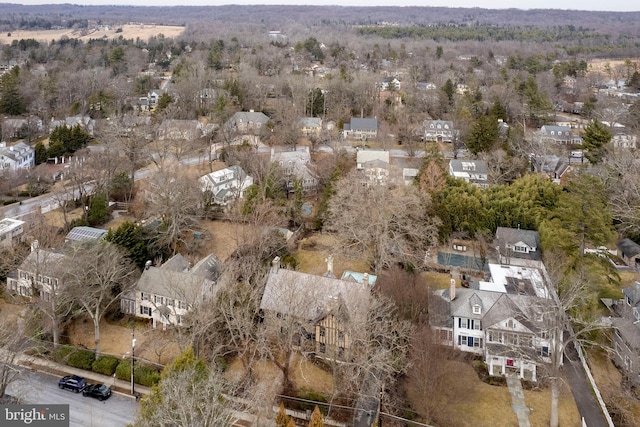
507;319;515;329
472;304;481;314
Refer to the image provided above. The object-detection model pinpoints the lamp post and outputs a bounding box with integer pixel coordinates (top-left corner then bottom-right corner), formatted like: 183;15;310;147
131;331;136;395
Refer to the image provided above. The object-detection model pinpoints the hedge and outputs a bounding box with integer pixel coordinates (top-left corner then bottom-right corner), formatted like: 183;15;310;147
67;349;96;370
92;355;120;376
51;345;75;364
115;360;160;387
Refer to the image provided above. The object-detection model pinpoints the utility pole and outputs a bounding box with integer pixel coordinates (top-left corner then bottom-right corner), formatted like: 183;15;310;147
131;330;136;395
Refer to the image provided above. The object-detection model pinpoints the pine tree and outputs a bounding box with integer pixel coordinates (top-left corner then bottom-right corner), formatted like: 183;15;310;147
582;119;612;164
308;406;324;427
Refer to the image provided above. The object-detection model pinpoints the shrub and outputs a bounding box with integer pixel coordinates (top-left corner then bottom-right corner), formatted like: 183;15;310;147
115;359;131;381
135;364;161;387
92;355;120;376
67;349;96;370
51;345;74;364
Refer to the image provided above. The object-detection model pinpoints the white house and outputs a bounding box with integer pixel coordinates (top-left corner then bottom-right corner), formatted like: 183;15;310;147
0;218;25;247
120;253;219;330
494;227;542;264
199;165;253;206
6;242;65;299
0;141;35;172
448;159;488;188
270;146;318;193
343;118;378;140
423;120;456;143
356;149;390;186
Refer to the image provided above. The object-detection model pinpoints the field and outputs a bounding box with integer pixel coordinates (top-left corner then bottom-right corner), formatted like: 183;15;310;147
0;24;185;44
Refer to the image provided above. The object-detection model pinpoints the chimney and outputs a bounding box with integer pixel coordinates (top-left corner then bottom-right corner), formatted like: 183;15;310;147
362;272;369;289
325;254;334;276
145;260;152;270
271;256;281;274
450;278;456;301
30;240;39;253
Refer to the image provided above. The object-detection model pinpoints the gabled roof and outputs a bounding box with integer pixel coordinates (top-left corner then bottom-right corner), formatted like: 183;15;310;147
450;288;502;320
617;238;640;259
260;267;370;322
65;226;108;242
298;117;322;128
495;227;540;250
356;150;390;166
449;159;488;175
622;282;640;307
349;118;378;131
229;111;270;126
19;248;66;278
340;271;377;287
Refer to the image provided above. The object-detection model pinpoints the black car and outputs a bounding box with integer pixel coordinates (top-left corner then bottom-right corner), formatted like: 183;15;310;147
82;384;112;401
58;375;87;393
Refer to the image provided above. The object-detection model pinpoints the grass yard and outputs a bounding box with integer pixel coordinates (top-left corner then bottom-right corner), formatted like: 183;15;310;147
295;233;371;276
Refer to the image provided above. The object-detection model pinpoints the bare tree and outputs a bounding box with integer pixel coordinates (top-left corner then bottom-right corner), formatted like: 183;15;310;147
143;165;204;253
0;316;34;399
480;148;527;185
326;174;440;272
63;240;139;355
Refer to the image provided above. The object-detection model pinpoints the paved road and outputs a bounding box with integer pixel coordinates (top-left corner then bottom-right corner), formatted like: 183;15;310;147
564;341;608;427
7;370;138;427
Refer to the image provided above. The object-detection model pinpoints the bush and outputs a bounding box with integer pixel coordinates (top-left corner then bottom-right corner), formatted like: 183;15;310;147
51;345;75;364
67;349;96;370
92;355;120;376
135;364;161;387
115;359;131;381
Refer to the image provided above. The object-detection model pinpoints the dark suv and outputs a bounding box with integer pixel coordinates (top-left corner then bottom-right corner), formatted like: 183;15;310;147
58;375;87;393
82;384;112;401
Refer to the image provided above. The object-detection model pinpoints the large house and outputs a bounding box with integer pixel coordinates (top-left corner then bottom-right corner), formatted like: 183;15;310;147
260;257;372;361
298;117;322;137
224;110;271;134
199;165;253;206
270;146;318;193
157;119;210;141
356;149;390;186
448;159;488;188
50;116;96;136
539;125;582;145
423;120;456;143
343;118;378;140
6;242;65;299
604;282;640;386
0;141;35;172
430;264;556;381
120;253;219;329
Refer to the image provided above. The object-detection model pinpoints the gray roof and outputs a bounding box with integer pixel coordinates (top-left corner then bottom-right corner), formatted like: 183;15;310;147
617;238;640;259
136;266;212;302
298;117;322;128
450;288;502;320
623;282;640;307
449;159;488;174
349;118;378;131
229;111;270;126
65;226;108;242
357;150;389;165
611;317;640;350
19;248;66;278
260;267;370;322
495;227;540;250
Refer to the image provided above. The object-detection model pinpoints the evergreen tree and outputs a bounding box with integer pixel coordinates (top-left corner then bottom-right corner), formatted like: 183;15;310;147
0;66;26;116
582;119;612;164
308;406;324;427
156;92;172;112
466;115;499;155
87;192;109;226
276;403;288;427
441;79;454;105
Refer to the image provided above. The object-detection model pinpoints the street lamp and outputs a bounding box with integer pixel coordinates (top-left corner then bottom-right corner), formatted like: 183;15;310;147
131;331;136;395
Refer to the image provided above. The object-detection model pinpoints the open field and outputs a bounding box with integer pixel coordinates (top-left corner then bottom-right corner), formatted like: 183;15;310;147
0;24;185;44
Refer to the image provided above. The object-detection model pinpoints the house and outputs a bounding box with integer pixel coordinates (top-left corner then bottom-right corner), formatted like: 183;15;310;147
448;159;488;188
356;149;390;186
6;241;65;299
260;257;371;361
224;110;270;134
120;253;219;329
157;119;208;141
378;77;401;91
539;125;582;145
617;238;640;268
298;117;322;137
612;133;637;150
50;116;96;136
270;146;318;193
0;218;24;247
423;120;456;143
530;155;570;184
199;165;253;206
342;118;378;140
494;227;542;265
430;269;556;381
340;270;377;288
604;282;640;385
64;226;108;243
416;82;437;91
2;117;44;139
0;141;35;172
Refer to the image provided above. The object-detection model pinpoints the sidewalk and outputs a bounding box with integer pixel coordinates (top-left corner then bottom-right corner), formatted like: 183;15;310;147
506;375;531;427
15;353;151;399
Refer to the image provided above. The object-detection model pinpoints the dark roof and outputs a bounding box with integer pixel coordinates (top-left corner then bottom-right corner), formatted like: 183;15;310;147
617;238;640;258
622;282;640;307
495;227;540;249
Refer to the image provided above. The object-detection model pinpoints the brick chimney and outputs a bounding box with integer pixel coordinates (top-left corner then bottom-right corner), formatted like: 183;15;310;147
362;272;369;289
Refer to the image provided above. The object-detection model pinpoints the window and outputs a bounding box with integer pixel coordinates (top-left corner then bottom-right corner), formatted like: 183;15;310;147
154;295;164;305
507;319;515;329
338;331;344;341
319;327;326;338
319;343;326;353
141;292;149;301
140;306;152;316
541;346;549;357
514;245;527;253
167;299;174;307
472;304;481;315
177;315;183;325
121;299;135;314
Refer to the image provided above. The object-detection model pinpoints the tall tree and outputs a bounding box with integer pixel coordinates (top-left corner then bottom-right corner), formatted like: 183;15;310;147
0;66;26;115
327;175;440;272
308;406;324;427
466;115;499;155
582;119;612;164
63;240;139;354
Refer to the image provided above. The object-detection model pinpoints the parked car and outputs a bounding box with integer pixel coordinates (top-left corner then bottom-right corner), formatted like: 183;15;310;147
82;384;112;401
58;375;87;393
